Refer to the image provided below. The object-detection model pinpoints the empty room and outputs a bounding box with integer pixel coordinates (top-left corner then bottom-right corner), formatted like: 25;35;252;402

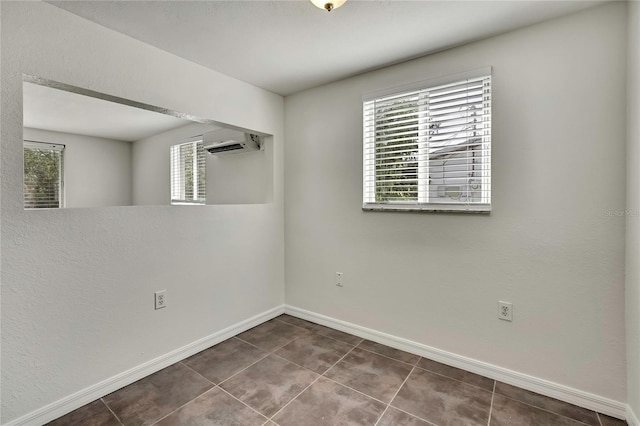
1;0;639;425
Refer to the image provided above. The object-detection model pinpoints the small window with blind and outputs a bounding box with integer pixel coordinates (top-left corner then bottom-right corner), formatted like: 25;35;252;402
170;139;206;205
23;141;64;209
363;68;491;212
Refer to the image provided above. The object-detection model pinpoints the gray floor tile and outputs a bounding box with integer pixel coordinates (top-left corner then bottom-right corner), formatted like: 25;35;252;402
599;413;629;426
416;358;494;391
272;377;386;426
376;407;433;426
236;319;312;352
275;314;323;332
275;333;354;374
183;337;267;383
220;354;318;417
153;387;267;426
325;347;413;403
491;394;590;426
314;324;364;345
50;319;617;426
46;399;121;426
391;367;492;426
357;340;419;365
103;363;213;426
494;382;600;425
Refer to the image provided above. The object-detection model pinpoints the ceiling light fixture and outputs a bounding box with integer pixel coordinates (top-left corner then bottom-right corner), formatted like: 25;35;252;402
310;0;346;12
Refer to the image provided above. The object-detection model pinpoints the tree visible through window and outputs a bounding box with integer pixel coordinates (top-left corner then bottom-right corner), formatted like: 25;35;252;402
170;139;206;205
363;71;491;212
23;141;64;209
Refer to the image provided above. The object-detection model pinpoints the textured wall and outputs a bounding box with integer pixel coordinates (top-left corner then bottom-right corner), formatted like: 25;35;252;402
284;3;627;402
1;2;284;423
626;0;640;420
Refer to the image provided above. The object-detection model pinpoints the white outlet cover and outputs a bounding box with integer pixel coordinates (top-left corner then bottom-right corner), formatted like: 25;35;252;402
155;290;167;310
498;301;512;321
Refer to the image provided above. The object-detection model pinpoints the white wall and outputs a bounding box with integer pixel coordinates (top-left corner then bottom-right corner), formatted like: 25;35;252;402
285;2;627;403
626;0;640;421
0;2;284;423
206;142;273;205
24;128;133;208
132;122;272;206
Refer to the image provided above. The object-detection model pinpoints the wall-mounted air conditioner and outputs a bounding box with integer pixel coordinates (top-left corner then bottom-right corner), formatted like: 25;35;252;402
203;128;262;155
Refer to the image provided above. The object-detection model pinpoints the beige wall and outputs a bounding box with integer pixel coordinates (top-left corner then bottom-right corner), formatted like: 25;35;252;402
626;0;640;422
0;2;284;423
284;2;627;403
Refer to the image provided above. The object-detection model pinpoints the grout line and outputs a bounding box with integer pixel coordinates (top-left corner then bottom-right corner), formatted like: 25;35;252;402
374;365;417;426
217;352;272;387
217;386;270;423
148;386;219;426
233;336;273;352
266;370;322;421
315;330;365;346
272;314;367;349
100;398;125;425
234;331;311;355
487;380;496;426
270;352;322;374
269;333;312;353
354;344;420;368
497;393;595;426
179;361;216;385
268;352;388;406
272;314;320;332
384;405;440;426
413;356;422;367
267;345;359;422
412;363;495;393
596;412;604;426
320;375;389;406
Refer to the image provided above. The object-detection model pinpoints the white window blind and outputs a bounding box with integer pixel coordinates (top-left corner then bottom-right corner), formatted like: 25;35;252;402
170;139;206;205
23;141;64;209
363;70;491;212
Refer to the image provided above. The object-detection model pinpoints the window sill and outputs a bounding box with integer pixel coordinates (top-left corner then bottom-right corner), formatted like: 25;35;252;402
362;203;491;214
170;201;206;206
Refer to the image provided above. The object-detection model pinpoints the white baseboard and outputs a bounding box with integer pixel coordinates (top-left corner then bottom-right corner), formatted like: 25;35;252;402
628;405;640;426
4;305;285;426
284;305;629;422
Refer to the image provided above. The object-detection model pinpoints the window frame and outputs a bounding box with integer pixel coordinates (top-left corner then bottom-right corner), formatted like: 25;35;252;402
23;140;65;209
170;137;206;206
362;67;492;213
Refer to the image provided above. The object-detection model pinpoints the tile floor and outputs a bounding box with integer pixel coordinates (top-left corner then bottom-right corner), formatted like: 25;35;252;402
47;314;628;426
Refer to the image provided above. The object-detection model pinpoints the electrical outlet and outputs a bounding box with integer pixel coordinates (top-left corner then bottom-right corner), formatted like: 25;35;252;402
155;290;167;310
498;301;512;321
335;272;343;287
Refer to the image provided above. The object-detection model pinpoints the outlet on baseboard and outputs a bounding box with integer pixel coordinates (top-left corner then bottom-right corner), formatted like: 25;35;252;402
155;290;167;310
498;301;512;321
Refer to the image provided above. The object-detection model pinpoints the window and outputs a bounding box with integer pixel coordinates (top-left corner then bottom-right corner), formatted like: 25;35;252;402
23;141;64;209
363;69;491;212
170;139;206;205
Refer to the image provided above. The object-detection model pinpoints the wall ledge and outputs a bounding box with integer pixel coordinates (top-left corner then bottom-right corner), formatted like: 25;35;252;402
284;305;629;422
3;305;285;426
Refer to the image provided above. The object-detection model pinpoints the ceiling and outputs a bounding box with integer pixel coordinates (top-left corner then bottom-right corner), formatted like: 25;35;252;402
49;0;607;96
23;82;200;141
